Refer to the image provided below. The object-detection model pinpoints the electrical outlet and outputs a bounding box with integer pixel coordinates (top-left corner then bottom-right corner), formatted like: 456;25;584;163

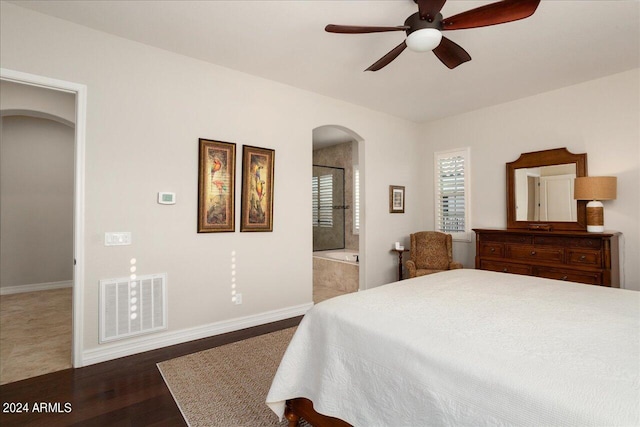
235;293;242;305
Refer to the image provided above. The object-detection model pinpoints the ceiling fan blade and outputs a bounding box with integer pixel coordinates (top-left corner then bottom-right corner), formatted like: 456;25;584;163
441;0;540;30
432;36;471;69
417;0;447;20
325;24;408;34
365;41;408;71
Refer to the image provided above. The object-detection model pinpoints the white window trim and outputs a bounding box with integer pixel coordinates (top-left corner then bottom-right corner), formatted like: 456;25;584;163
434;147;472;242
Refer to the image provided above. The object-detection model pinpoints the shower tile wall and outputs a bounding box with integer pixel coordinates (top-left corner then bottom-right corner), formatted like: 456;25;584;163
313;141;358;250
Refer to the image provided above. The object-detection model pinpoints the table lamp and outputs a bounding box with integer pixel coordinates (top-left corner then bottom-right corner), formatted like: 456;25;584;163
574;176;617;232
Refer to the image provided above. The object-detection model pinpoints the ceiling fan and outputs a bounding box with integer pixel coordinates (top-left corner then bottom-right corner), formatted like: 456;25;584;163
325;0;541;71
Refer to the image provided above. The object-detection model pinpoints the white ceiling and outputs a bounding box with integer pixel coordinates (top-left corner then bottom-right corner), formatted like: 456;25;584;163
11;0;640;127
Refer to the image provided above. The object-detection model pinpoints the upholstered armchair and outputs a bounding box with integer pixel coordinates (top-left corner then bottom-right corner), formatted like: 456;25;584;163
405;231;463;278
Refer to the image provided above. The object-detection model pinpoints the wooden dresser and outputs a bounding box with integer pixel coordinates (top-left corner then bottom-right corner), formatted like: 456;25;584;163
473;228;620;287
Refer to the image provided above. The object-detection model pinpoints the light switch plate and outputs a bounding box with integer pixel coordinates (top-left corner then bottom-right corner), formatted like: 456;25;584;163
105;232;132;246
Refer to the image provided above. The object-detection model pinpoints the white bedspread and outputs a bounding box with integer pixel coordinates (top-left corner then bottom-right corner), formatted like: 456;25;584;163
266;269;640;426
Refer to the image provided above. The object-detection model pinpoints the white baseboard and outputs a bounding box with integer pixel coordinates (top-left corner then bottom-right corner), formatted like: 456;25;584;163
81;302;313;367
0;280;73;295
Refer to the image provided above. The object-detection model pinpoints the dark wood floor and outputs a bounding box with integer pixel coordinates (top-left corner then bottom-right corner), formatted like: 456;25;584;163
0;316;303;426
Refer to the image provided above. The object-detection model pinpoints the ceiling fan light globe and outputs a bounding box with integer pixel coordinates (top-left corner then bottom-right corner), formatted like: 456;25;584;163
406;28;442;52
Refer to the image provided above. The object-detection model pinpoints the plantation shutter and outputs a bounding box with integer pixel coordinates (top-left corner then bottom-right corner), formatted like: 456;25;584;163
312;176;319;226
434;148;470;239
312;174;334;227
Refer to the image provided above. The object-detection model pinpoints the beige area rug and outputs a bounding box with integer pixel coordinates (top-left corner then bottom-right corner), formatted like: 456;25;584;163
158;327;310;427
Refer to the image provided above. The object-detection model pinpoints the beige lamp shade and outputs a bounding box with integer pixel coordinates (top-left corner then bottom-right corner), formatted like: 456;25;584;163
574;176;617;201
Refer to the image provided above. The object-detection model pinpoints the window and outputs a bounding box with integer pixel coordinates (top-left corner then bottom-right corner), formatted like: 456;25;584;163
434;148;471;241
312;174;333;227
353;166;360;234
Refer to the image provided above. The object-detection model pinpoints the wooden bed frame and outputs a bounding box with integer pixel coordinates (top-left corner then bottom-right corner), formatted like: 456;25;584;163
285;398;352;427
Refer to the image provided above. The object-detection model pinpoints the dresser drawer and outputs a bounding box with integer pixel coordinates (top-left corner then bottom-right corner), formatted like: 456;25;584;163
534;235;602;249
480;260;532;275
506;245;564;263
535;267;602;285
479;242;504;258
481;234;532;244
566;249;602;267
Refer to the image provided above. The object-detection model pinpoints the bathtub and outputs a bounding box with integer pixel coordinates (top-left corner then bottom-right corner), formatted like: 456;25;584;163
313;249;359;265
313;249;359;295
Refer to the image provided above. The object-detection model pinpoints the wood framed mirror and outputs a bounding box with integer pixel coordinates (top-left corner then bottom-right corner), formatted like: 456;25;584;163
507;147;587;231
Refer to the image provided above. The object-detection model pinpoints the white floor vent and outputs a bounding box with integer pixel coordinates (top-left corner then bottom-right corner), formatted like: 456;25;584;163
99;273;167;343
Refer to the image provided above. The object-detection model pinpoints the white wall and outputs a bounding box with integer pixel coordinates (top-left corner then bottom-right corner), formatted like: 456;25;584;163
0;115;75;288
0;3;423;360
419;69;640;290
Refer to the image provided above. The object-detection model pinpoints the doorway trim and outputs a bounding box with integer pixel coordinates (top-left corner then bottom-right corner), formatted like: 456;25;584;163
1;68;87;367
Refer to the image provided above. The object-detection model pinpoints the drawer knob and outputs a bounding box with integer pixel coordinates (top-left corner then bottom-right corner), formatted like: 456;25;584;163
561;275;568;280
490;248;495;253
580;255;586;261
530;251;536;256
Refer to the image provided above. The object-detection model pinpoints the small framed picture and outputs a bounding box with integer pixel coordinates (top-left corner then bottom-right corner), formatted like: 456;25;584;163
389;185;405;213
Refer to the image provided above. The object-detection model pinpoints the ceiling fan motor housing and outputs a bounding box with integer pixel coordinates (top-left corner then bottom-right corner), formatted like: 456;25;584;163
404;12;443;36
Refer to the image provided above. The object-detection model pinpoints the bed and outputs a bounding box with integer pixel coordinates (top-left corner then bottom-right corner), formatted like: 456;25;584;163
266;269;640;426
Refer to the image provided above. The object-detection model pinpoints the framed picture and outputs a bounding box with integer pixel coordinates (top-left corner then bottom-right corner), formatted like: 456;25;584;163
389;185;405;213
198;139;236;233
241;145;275;232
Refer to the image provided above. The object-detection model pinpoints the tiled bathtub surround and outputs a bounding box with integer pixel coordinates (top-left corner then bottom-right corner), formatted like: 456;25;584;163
313;250;359;303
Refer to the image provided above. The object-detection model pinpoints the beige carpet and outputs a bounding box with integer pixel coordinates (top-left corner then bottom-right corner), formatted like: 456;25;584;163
158;327;310;427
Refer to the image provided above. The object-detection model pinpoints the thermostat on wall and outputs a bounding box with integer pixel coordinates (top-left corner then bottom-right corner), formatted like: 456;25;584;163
158;192;176;205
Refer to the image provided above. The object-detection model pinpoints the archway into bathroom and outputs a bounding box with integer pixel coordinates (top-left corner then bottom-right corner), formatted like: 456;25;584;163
311;125;364;303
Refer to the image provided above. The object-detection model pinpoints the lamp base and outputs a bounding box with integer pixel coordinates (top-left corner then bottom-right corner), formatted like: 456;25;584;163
585;200;604;233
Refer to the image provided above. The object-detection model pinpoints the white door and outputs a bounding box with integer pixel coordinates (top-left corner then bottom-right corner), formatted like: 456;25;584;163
539;174;576;221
